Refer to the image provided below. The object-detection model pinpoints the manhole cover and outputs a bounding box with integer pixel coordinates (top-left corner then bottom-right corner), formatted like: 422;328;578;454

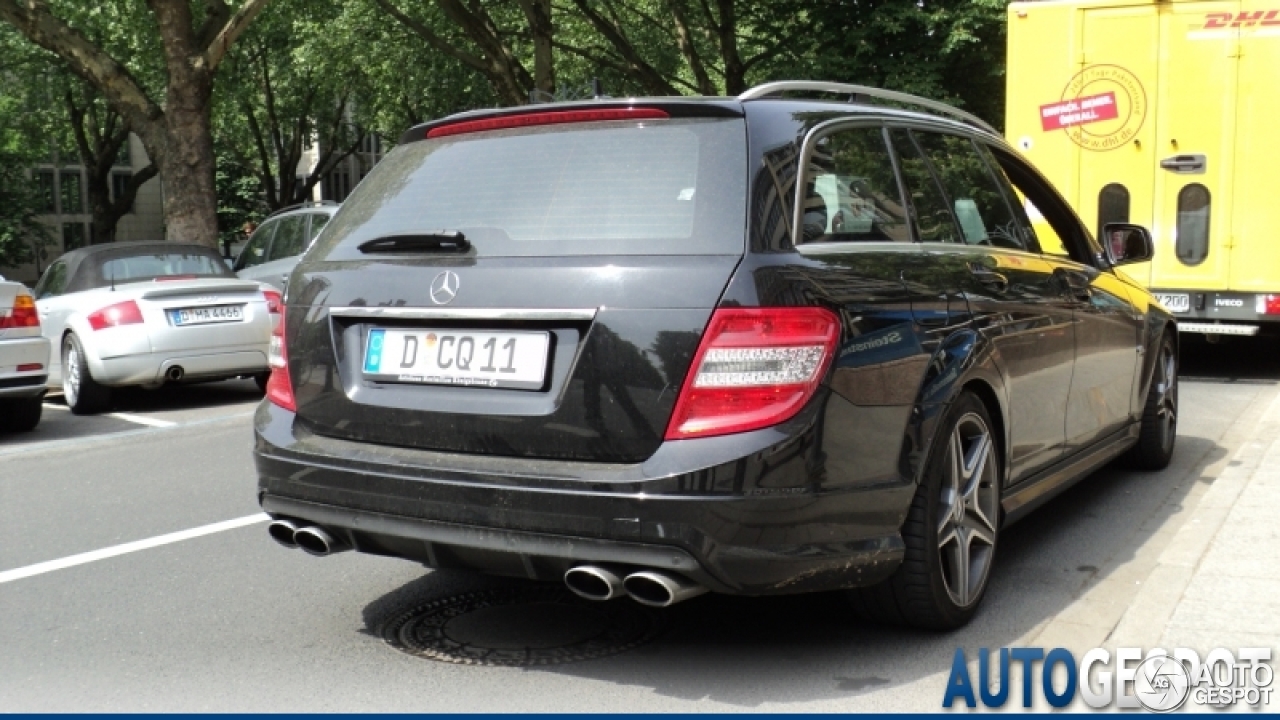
380;585;666;666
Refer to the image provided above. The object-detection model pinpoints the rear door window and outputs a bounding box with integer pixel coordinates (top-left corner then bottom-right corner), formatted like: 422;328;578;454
910;131;1026;250
308;213;331;241
888;130;961;244
800;126;910;243
312;118;747;260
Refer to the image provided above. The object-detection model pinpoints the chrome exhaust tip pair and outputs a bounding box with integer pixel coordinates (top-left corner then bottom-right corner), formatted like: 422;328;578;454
564;564;707;607
267;519;349;557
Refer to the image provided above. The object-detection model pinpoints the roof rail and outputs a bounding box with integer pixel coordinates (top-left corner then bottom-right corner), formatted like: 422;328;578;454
738;80;999;136
264;199;340;220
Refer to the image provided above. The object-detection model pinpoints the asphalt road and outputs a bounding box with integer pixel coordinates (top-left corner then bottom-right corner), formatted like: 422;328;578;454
1;334;1278;711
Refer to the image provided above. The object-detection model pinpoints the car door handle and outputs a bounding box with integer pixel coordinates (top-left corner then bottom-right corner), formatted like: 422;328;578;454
1053;268;1093;302
968;266;1009;293
1160;154;1206;175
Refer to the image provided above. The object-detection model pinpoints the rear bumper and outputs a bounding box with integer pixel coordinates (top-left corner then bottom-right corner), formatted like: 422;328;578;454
1152;289;1280;331
253;401;911;595
0;374;48;399
94;348;268;385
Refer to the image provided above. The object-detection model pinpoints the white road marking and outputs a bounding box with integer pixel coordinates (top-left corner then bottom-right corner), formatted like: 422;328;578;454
0;513;270;585
107;412;177;428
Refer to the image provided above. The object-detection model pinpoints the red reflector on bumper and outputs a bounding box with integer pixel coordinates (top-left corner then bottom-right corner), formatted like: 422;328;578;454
17;363;43;372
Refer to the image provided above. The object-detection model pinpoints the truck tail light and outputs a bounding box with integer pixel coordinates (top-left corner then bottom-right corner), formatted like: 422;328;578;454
265;306;296;412
86;300;143;330
1257;294;1280;316
664;307;840;440
0;294;39;329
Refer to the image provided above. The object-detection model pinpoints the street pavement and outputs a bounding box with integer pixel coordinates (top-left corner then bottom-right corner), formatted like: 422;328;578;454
0;336;1277;711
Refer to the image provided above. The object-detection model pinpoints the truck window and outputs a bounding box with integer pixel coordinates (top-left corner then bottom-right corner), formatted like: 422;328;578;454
1176;184;1210;266
1098;184;1130;241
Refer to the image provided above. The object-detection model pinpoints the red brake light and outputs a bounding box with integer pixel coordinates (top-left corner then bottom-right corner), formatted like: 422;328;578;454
86;300;144;331
265;306;296;412
1258;294;1280;316
263;289;283;315
665;307;840;440
0;294;39;330
426;108;670;139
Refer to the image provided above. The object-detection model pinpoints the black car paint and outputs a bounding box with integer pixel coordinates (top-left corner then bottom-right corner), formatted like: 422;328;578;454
256;96;1175;595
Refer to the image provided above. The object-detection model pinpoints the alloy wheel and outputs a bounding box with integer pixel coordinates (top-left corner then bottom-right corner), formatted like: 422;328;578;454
1154;343;1178;450
936;413;999;608
63;340;80;406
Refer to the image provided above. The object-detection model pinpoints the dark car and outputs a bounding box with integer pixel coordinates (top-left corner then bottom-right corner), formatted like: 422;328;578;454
254;81;1177;630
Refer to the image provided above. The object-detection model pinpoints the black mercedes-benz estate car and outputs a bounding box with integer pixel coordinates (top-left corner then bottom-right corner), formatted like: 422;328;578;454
255;81;1177;630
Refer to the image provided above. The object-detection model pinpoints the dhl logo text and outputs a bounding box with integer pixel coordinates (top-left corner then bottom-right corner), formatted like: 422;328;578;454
1203;10;1280;28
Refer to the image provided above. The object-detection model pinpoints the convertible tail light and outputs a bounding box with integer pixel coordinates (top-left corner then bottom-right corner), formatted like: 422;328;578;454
86;300;143;331
0;294;39;329
265;306;296;412
664;307;840;440
426;108;669;139
262;289;283;315
1257;294;1280;316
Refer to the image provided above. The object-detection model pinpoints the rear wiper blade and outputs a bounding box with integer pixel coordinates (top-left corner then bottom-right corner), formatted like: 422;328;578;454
357;232;470;254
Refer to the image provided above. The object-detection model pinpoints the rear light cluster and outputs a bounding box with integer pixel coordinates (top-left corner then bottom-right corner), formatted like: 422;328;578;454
426;108;670;139
262;289;283;315
1257;294;1280;316
0;294;39;330
87;300;143;331
265;306;296;412
665;307;840;440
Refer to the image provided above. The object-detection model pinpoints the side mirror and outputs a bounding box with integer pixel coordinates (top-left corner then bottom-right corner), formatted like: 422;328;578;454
1102;223;1154;266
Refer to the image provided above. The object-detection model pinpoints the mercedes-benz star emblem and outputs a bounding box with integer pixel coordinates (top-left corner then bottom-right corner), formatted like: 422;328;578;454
429;270;460;305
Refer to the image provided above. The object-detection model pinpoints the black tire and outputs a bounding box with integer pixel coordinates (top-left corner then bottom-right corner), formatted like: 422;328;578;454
1119;332;1178;471
0;395;43;432
253;372;270;393
62;333;112;415
849;392;1001;630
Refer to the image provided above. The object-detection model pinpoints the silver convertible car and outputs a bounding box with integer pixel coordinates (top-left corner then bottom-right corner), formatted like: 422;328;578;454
33;242;279;414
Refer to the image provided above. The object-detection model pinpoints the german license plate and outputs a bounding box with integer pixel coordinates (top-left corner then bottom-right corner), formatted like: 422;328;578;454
169;304;244;326
1154;293;1190;313
363;328;550;389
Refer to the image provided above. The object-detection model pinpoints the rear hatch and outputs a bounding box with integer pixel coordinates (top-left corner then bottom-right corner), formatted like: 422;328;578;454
288;108;748;463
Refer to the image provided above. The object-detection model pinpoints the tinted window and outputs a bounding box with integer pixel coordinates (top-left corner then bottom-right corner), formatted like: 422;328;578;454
236;221;277;270
1176;184;1210;266
308;213;331;240
34;261;68;299
800;126;909;243
912;131;1025;250
889;130;960;243
313;118;747;260
268;215;307;261
95;251;234;288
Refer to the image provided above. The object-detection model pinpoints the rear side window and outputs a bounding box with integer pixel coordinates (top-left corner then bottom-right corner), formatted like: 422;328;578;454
268;215;307;261
236;221;276;270
800;126;909;243
313;118;747;260
308;213;331;240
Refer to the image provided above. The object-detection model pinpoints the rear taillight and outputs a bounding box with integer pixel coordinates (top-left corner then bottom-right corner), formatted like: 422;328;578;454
86;300;143;331
263;289;283;315
664;307;840;440
426;108;670;139
0;294;39;329
265;306;296;412
1257;294;1280;316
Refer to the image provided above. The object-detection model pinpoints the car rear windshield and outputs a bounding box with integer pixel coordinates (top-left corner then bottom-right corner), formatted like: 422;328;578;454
91;250;234;288
311;117;747;260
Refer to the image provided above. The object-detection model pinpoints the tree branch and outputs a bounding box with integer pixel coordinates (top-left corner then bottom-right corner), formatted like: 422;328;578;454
201;0;273;72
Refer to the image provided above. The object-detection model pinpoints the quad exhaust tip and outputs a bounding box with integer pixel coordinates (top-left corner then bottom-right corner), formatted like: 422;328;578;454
563;565;707;607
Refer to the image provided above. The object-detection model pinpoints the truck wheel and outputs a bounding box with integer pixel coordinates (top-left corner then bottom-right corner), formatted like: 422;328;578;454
63;333;112;415
1120;332;1177;471
849;391;1001;630
0;396;43;432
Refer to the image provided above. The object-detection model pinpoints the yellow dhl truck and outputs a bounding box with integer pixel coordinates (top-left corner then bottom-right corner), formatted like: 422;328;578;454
1006;0;1280;338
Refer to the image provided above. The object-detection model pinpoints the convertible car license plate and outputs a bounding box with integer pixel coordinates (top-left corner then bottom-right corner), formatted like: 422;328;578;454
169;304;244;326
1154;293;1190;313
363;328;550;389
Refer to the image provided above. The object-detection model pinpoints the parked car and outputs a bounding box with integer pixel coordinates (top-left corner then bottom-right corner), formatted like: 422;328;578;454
0;277;51;432
234;202;338;291
254;82;1177;630
33;242;280;414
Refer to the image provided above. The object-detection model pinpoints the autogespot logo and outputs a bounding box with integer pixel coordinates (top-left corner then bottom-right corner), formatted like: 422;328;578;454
942;646;1274;710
